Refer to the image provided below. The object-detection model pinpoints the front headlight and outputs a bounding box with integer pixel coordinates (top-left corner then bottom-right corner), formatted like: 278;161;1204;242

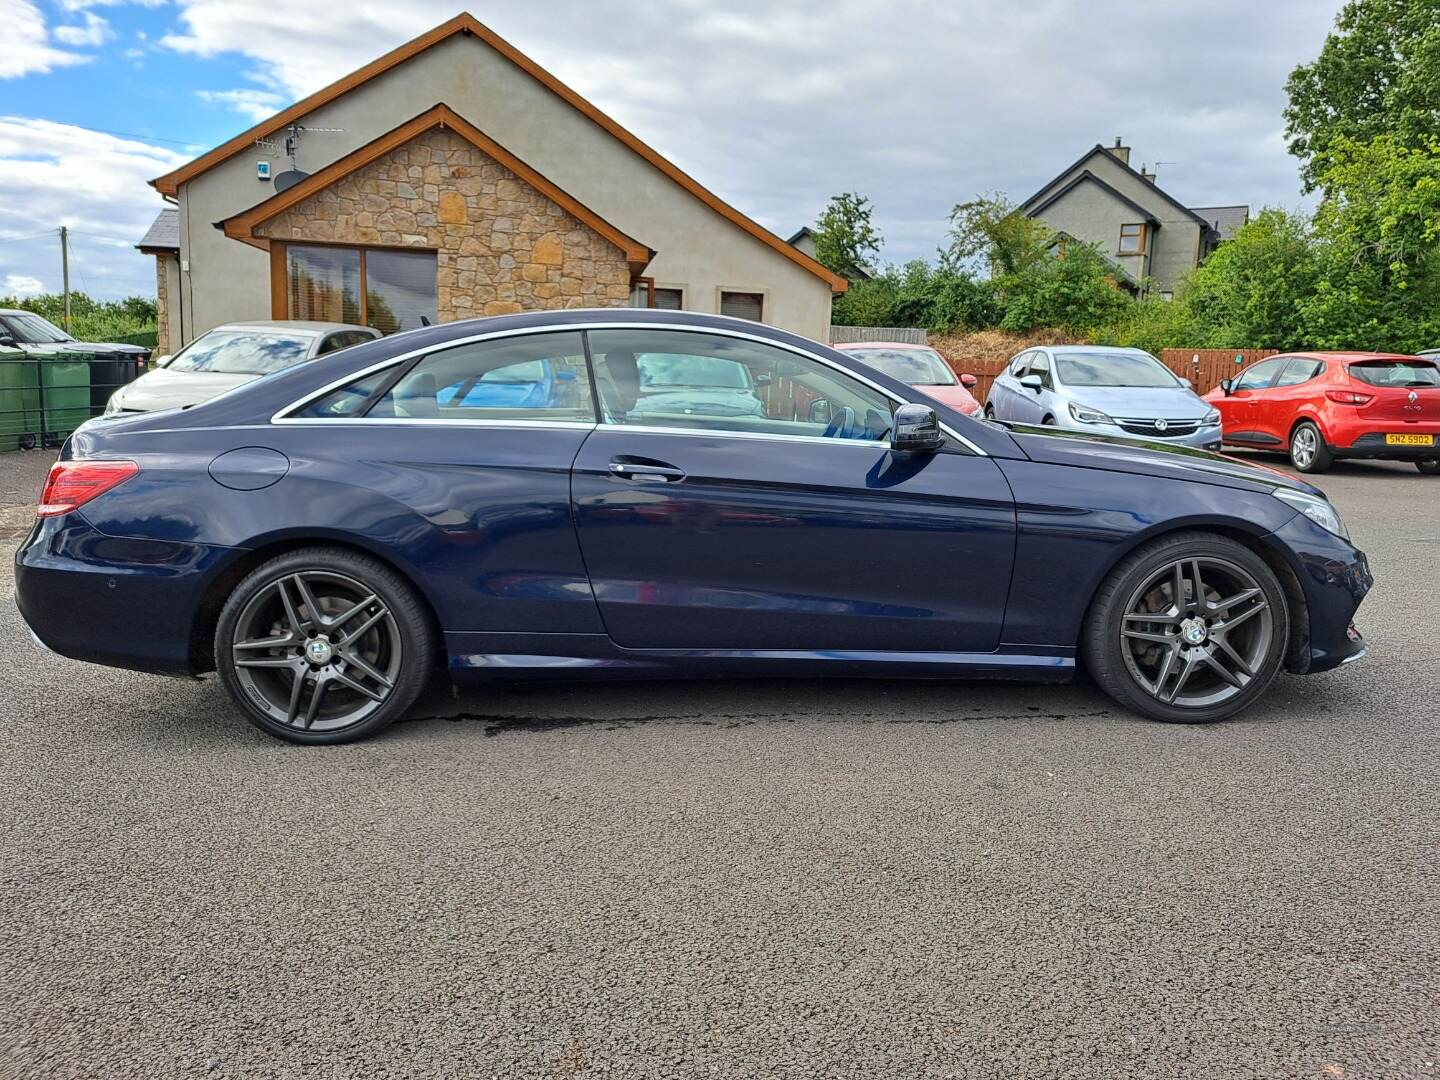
1069;401;1115;425
1202;408;1221;426
1273;487;1349;540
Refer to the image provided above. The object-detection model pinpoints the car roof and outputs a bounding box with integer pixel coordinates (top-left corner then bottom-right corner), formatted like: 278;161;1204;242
1266;351;1425;364
0;308;56;317
1041;345;1151;354
836;342;939;351
208;320;375;336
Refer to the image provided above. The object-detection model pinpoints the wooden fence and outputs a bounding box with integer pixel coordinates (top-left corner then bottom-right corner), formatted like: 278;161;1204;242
1160;349;1278;396
924;338;1279;404
829;326;928;345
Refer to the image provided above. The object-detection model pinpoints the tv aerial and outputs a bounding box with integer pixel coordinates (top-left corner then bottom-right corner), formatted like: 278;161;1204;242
255;122;344;192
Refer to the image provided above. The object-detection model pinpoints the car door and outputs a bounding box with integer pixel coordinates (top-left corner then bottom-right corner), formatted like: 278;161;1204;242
991;351;1031;420
272;329;605;637
1012;350;1053;424
1221;357;1289;443
570;326;1017;652
1259;357;1326;441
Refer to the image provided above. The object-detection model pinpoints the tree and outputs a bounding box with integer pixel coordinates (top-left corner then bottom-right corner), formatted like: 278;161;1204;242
1183;209;1319;350
1301;134;1440;350
947;193;1050;277
998;242;1130;334
1284;0;1440;190
812;193;882;280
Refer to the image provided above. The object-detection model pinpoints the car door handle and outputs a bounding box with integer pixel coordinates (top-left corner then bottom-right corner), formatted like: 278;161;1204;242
608;458;686;482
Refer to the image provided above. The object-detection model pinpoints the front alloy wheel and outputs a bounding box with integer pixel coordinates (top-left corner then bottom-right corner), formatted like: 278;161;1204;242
1084;532;1289;723
216;548;435;743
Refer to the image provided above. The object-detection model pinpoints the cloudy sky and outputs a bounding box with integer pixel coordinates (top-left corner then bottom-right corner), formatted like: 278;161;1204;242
2;0;1341;301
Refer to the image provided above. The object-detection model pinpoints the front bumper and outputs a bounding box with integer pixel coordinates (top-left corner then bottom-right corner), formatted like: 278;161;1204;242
1263;512;1373;675
1059;418;1223;451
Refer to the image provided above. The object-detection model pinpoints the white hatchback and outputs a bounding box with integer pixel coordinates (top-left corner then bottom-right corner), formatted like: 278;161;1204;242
105;321;380;414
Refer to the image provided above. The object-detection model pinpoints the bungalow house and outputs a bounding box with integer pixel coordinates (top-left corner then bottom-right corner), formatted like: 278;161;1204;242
1021;139;1248;295
140;13;846;355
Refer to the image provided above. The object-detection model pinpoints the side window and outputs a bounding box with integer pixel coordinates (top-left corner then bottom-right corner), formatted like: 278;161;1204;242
1275;359;1324;387
588;328;894;442
1009;351;1032;378
367;331;593;421
1028;352;1053;389
317;332;369;355
1233;357;1288;392
292;369;393;418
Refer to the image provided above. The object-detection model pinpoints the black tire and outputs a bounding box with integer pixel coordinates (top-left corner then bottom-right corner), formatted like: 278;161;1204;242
215;547;435;744
1289;420;1333;473
1417;459;1440;475
1082;531;1290;724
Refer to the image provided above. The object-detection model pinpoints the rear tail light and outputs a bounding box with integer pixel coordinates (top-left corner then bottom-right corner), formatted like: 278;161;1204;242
1325;389;1373;405
37;459;139;518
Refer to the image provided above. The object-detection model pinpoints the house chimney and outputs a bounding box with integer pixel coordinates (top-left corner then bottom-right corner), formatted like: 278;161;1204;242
1140;163;1156;184
1109;136;1131;166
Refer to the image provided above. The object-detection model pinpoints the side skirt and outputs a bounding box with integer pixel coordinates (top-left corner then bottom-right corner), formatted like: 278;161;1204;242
445;632;1076;683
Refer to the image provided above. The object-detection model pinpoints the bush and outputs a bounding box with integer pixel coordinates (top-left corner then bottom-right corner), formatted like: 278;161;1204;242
0;292;157;342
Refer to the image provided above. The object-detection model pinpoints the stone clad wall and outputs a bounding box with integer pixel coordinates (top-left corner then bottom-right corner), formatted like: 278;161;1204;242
254;127;633;319
152;253;174;357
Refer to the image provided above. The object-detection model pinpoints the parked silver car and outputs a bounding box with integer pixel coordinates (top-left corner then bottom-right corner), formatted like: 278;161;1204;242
985;345;1222;450
105;321;380;414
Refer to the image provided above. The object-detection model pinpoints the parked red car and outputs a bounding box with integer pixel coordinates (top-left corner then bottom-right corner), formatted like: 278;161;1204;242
836;342;981;415
1204;352;1440;474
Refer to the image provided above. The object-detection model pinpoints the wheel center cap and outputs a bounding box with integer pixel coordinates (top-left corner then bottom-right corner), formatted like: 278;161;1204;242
1180;618;1208;646
305;638;334;665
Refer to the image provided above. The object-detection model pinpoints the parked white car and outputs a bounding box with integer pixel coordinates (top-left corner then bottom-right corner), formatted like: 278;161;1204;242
105;321;380;414
985;345;1222;451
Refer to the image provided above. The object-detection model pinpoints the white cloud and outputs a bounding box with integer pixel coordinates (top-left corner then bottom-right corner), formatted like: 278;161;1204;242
196;88;286;122
1;0;91;78
0;118;188;298
53;11;112;47
4;274;44;296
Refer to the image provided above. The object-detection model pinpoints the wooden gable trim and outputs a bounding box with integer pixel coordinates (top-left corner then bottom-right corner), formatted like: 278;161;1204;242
219;104;654;275
155;13;847;293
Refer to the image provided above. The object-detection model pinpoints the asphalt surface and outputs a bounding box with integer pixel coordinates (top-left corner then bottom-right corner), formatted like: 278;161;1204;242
0;447;1435;1080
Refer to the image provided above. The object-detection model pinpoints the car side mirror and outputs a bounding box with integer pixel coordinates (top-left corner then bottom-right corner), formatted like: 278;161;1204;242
807;398;832;424
891;403;945;453
0;334;17;349
1219;378;1233;396
754;372;772;387
959;373;978;388
1019;374;1043;392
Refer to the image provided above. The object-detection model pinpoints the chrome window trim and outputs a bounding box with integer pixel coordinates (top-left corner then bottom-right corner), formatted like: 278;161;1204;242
271;321;985;455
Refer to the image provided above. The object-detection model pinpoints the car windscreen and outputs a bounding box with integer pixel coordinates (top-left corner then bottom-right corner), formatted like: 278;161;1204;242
637;353;750;389
846;348;956;386
166;330;313;375
1348;359;1440;387
1055;351;1180;388
2;312;73;344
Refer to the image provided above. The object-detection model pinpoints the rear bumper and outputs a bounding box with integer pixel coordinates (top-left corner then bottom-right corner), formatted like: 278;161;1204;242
14;514;234;675
1264;513;1373;675
1331;431;1439;460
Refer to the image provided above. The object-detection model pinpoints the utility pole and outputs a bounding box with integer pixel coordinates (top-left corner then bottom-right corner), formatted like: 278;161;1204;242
59;226;72;333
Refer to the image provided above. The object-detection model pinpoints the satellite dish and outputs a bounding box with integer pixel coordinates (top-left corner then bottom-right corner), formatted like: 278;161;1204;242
273;169;309;193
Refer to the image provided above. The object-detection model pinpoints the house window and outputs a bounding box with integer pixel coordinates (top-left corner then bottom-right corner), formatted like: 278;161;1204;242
719;290;764;322
653;287;684;310
285;244;436;333
1118;223;1147;255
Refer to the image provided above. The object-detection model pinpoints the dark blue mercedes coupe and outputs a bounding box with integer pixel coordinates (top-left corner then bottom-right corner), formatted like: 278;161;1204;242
15;310;1371;743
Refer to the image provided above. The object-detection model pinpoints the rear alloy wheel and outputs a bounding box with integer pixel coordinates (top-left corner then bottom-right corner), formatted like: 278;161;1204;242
1084;532;1289;723
1289;420;1333;473
215;548;435;744
1417;459;1440;475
